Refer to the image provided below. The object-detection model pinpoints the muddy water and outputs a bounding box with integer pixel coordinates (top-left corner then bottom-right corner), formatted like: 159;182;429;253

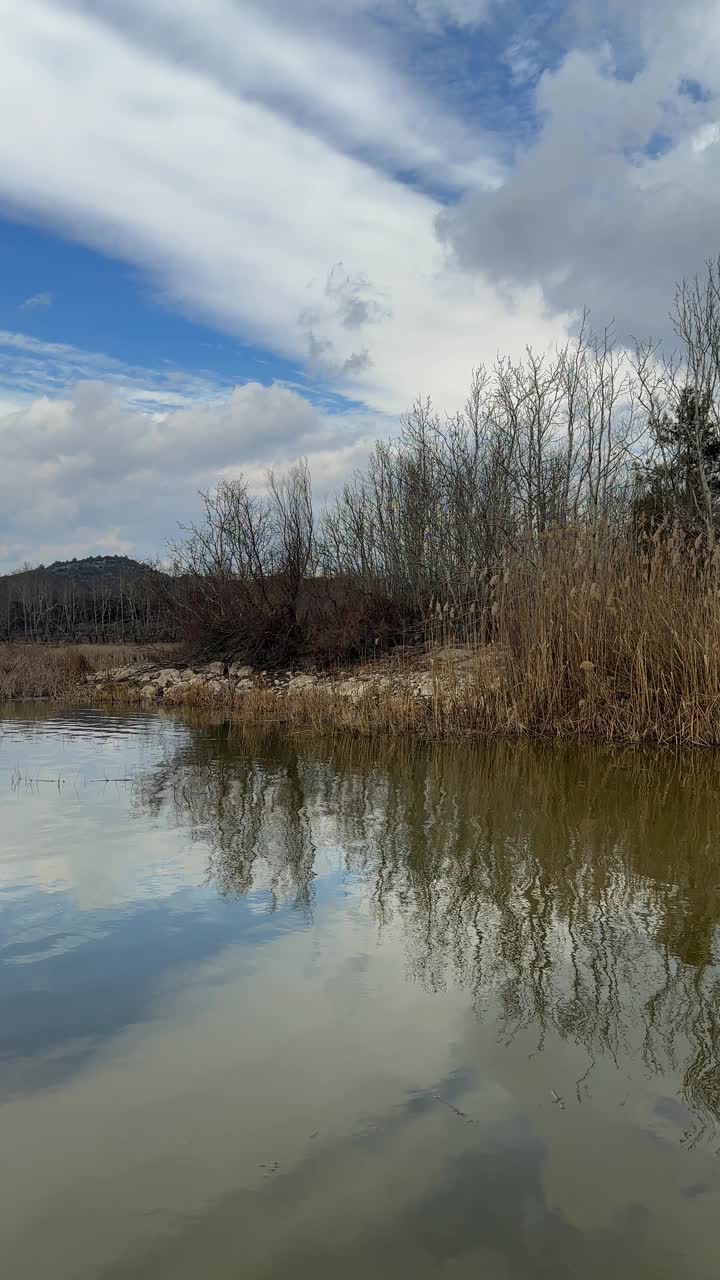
2;706;720;1278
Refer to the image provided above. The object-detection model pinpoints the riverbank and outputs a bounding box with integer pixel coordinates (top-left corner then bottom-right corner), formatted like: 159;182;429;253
84;646;506;739
4;641;720;747
0;643;177;702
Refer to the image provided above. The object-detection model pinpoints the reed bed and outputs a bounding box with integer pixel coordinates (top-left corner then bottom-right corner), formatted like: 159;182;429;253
7;530;720;748
175;531;720;747
0;642;179;701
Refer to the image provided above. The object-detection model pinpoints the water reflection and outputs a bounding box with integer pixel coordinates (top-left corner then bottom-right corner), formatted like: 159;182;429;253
135;729;720;1147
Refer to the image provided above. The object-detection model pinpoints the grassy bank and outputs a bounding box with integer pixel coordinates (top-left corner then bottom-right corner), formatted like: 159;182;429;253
91;529;720;748
0;643;179;701
5;526;720;749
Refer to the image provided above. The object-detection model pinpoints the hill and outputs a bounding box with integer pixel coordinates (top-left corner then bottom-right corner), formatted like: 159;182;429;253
0;556;174;643
21;555;157;588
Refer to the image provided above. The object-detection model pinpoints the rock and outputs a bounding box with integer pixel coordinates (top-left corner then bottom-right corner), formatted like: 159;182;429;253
235;678;254;692
117;663;153;681
229;664;254;680
336;679;365;701
141;683;158;699
154;668;181;690
287;673;317;690
203;662;226;676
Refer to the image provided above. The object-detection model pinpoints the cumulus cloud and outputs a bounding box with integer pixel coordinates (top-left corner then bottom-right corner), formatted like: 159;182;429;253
440;0;720;344
5;0;715;569
0;378;385;572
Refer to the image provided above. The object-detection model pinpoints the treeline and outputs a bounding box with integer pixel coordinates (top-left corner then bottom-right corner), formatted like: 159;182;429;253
171;262;720;668
8;262;720;680
0;560;178;644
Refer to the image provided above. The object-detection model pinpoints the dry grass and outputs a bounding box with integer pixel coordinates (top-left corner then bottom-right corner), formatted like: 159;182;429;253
487;526;720;747
164;531;720;747
8;530;720;748
220;531;720;747
0;642;179;701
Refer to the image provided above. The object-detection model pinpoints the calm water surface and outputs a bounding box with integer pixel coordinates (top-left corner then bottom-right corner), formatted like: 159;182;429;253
2;706;720;1278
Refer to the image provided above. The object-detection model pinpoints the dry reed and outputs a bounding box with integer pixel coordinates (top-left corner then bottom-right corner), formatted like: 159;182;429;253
0;643;179;701
7;531;720;748
171;531;720;747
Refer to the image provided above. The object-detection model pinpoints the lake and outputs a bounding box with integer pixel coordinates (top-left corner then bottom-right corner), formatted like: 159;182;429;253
2;706;720;1278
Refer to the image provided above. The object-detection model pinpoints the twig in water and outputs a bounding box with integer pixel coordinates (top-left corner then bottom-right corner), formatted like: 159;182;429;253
433;1094;477;1124
550;1088;565;1110
86;777;135;783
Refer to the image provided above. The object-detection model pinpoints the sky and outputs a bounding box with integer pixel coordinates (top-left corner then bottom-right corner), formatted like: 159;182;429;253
1;0;720;570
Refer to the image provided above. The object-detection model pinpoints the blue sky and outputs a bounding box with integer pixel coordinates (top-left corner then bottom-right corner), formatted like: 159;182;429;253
1;220;297;387
1;0;719;569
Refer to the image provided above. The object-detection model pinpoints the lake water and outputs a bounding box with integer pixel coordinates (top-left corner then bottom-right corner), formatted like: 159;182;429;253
2;707;720;1278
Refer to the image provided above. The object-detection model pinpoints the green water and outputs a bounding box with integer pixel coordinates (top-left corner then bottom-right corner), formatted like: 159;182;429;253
2;706;720;1278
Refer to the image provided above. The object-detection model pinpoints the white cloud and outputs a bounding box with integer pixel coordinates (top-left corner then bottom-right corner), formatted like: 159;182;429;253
19;291;53;311
0;330;237;409
0;376;386;571
73;0;499;191
441;1;720;343
409;0;492;28
0;0;569;424
9;0;715;567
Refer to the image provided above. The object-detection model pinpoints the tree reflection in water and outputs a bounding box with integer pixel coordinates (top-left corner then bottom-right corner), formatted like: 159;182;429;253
134;725;720;1146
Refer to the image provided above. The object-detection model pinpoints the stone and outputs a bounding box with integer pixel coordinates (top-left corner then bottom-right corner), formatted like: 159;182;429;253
154;668;181;690
141;684;158;699
229;664;254;680
414;674;435;698
336;679;365;701
203;662;226;676
287;673;317;690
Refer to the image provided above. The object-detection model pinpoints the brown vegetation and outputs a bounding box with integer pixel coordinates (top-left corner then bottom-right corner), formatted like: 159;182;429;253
82;525;720;746
0;643;178;701
168;266;720;669
0;557;178;645
6;265;720;746
6;520;720;746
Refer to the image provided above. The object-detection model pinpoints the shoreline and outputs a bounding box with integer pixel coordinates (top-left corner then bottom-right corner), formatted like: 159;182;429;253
5;650;718;749
4;643;720;748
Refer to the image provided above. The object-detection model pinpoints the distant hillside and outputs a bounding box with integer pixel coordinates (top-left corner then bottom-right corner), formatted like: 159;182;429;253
0;556;175;643
2;555;163;589
38;555;157;586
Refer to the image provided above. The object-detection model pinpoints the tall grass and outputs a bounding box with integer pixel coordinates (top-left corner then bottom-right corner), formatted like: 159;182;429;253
162;527;720;747
7;530;720;748
489;526;720;745
0;643;178;701
418;525;720;745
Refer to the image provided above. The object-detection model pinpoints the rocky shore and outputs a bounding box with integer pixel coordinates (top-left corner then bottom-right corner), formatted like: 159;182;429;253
83;655;452;706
